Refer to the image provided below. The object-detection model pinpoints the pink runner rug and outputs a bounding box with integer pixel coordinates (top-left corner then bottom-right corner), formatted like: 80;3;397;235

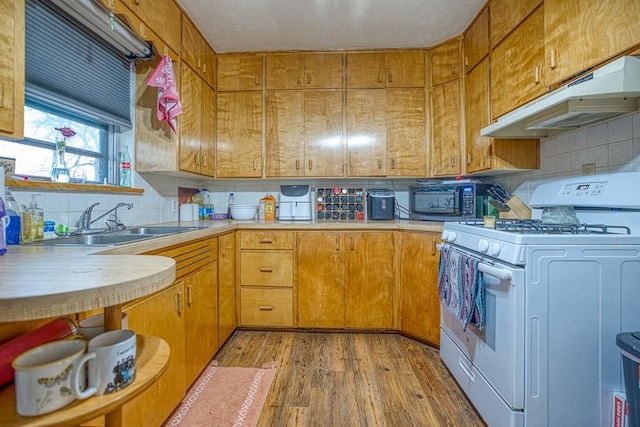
163;361;278;426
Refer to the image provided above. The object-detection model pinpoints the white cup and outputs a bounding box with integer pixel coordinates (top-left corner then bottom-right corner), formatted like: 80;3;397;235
78;312;128;340
12;338;87;416
72;329;137;398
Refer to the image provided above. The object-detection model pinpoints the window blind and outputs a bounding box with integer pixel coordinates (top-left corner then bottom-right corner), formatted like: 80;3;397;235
25;0;133;128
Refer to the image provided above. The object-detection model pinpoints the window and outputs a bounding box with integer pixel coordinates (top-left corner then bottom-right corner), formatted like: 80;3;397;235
0;0;136;184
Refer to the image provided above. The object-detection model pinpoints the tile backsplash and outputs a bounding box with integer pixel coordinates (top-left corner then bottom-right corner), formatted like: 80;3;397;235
8;111;640;228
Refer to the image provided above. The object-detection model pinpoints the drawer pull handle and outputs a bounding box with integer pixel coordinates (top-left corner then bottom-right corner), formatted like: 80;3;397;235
259;267;273;272
259;305;273;311
260;238;273;244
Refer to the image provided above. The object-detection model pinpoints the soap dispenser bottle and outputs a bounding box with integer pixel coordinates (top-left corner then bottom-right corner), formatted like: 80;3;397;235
23;194;44;243
0;196;7;255
4;189;21;244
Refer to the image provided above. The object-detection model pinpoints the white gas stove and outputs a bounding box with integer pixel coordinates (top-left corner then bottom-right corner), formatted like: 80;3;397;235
439;172;640;427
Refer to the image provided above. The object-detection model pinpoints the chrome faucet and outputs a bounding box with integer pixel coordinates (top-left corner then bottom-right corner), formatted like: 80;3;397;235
76;202;133;232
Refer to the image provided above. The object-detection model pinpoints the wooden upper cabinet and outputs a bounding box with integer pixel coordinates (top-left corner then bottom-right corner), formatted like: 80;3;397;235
217;55;264;91
430;39;461;86
0;0;24;138
490;5;546;120
347;52;425;88
266;90;343;177
346;89;387;176
120;0;181;52
463;6;489;73
216;91;262;177
544;0;640;87
430;80;461;176
386;89;426;177
490;0;543;48
266;53;343;89
181;16;216;88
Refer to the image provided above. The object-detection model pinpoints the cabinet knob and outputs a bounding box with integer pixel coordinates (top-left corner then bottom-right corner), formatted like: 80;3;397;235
306;74;311;84
255;76;260;85
296;159;300;170
534;66;541;84
308;159;313;170
450;157;455;167
464;56;469;67
335;236;340;251
388;73;393;83
175;291;183;315
550;49;557;69
186;285;193;305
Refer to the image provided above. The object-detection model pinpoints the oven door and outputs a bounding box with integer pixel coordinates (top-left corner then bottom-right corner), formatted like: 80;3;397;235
439;244;526;413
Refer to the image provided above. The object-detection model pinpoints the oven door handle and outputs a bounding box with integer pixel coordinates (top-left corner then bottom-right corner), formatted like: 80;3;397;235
437;243;513;281
478;263;512;281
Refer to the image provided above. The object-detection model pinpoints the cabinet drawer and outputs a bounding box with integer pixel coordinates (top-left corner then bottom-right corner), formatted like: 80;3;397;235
240;252;294;287
240;288;293;327
240;231;294;250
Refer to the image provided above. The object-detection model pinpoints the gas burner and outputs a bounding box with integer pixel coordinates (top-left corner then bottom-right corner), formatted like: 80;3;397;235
460;218;631;235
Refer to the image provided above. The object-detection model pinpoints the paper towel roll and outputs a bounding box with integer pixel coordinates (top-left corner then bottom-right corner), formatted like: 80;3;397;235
180;203;194;221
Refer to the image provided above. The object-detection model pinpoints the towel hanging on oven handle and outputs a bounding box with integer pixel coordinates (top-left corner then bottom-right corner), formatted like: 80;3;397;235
437;243;513;281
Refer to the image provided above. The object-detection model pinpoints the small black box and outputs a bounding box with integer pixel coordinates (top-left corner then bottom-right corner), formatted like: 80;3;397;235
368;189;395;220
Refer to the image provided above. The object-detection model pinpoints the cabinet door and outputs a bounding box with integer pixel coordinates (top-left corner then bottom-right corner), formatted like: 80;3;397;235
385;52;425;88
345;232;394;329
122;283;186;427
431;80;462;176
304;53;344;89
491;6;546;120
184;263;218;385
179;65;202;174
121;0;181;52
217;55;263;91
216;91;263;177
399;232;440;345
463;6;489;73
304;91;344;177
265;54;305;90
545;0;640;86
465;58;492;173
386;88;426;177
265;91;305;177
200;87;216;177
218;233;236;345
181;17;216;89
346;89;387;176
297;232;345;328
346;52;387;88
430;40;460;86
0;0;24;138
490;0;542;48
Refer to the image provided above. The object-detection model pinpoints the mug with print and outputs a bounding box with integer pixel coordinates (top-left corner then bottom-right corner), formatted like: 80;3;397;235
72;329;137;398
12;338;87;416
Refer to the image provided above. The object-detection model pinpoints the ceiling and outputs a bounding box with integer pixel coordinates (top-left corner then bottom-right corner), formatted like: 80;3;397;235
176;0;485;54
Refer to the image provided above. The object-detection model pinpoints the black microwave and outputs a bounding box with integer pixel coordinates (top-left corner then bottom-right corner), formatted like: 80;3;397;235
409;183;492;221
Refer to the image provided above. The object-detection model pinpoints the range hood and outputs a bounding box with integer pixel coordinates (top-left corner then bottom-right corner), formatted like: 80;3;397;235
481;56;640;138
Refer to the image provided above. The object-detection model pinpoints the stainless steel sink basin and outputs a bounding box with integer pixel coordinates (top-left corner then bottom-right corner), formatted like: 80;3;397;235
117;226;203;235
35;233;154;246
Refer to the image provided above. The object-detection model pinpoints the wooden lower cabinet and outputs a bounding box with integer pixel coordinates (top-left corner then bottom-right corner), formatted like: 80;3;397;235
184;262;218;385
399;232;441;346
218;233;237;345
121;282;186;426
297;231;394;329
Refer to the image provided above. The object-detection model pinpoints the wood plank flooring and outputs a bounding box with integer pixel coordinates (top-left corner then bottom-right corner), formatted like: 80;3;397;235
213;331;486;426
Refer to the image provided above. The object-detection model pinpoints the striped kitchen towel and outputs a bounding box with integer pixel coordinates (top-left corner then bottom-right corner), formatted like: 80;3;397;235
438;246;485;330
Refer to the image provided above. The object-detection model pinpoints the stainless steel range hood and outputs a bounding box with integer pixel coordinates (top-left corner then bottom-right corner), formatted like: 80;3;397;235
481;56;640;138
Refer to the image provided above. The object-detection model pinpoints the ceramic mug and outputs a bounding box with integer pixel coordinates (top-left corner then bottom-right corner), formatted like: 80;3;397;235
12;338;87;416
72;329;137;398
78;312;128;340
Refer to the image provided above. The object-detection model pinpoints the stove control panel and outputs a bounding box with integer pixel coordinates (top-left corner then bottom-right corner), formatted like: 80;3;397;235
477;239;502;256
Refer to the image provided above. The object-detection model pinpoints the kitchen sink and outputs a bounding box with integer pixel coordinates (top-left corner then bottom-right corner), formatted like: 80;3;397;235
30;226;206;246
116;226;203;235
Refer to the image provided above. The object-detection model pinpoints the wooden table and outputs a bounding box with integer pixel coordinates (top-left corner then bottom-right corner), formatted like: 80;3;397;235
0;250;176;426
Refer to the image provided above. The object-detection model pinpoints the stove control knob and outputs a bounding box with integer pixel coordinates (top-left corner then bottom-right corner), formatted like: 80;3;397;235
446;231;457;242
441;230;450;241
477;239;489;253
488;242;501;256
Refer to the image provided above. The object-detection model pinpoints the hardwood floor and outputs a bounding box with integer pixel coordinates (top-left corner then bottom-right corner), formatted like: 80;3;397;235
213;330;486;426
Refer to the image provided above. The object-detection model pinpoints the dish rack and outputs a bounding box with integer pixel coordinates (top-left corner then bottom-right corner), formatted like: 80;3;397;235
315;187;366;221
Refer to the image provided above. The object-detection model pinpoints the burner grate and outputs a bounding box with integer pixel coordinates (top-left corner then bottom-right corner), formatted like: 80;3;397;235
460;218;631;235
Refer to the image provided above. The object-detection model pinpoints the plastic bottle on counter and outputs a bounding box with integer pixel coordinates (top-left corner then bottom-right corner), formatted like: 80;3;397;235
4;188;21;244
22;194;44;243
227;192;234;217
